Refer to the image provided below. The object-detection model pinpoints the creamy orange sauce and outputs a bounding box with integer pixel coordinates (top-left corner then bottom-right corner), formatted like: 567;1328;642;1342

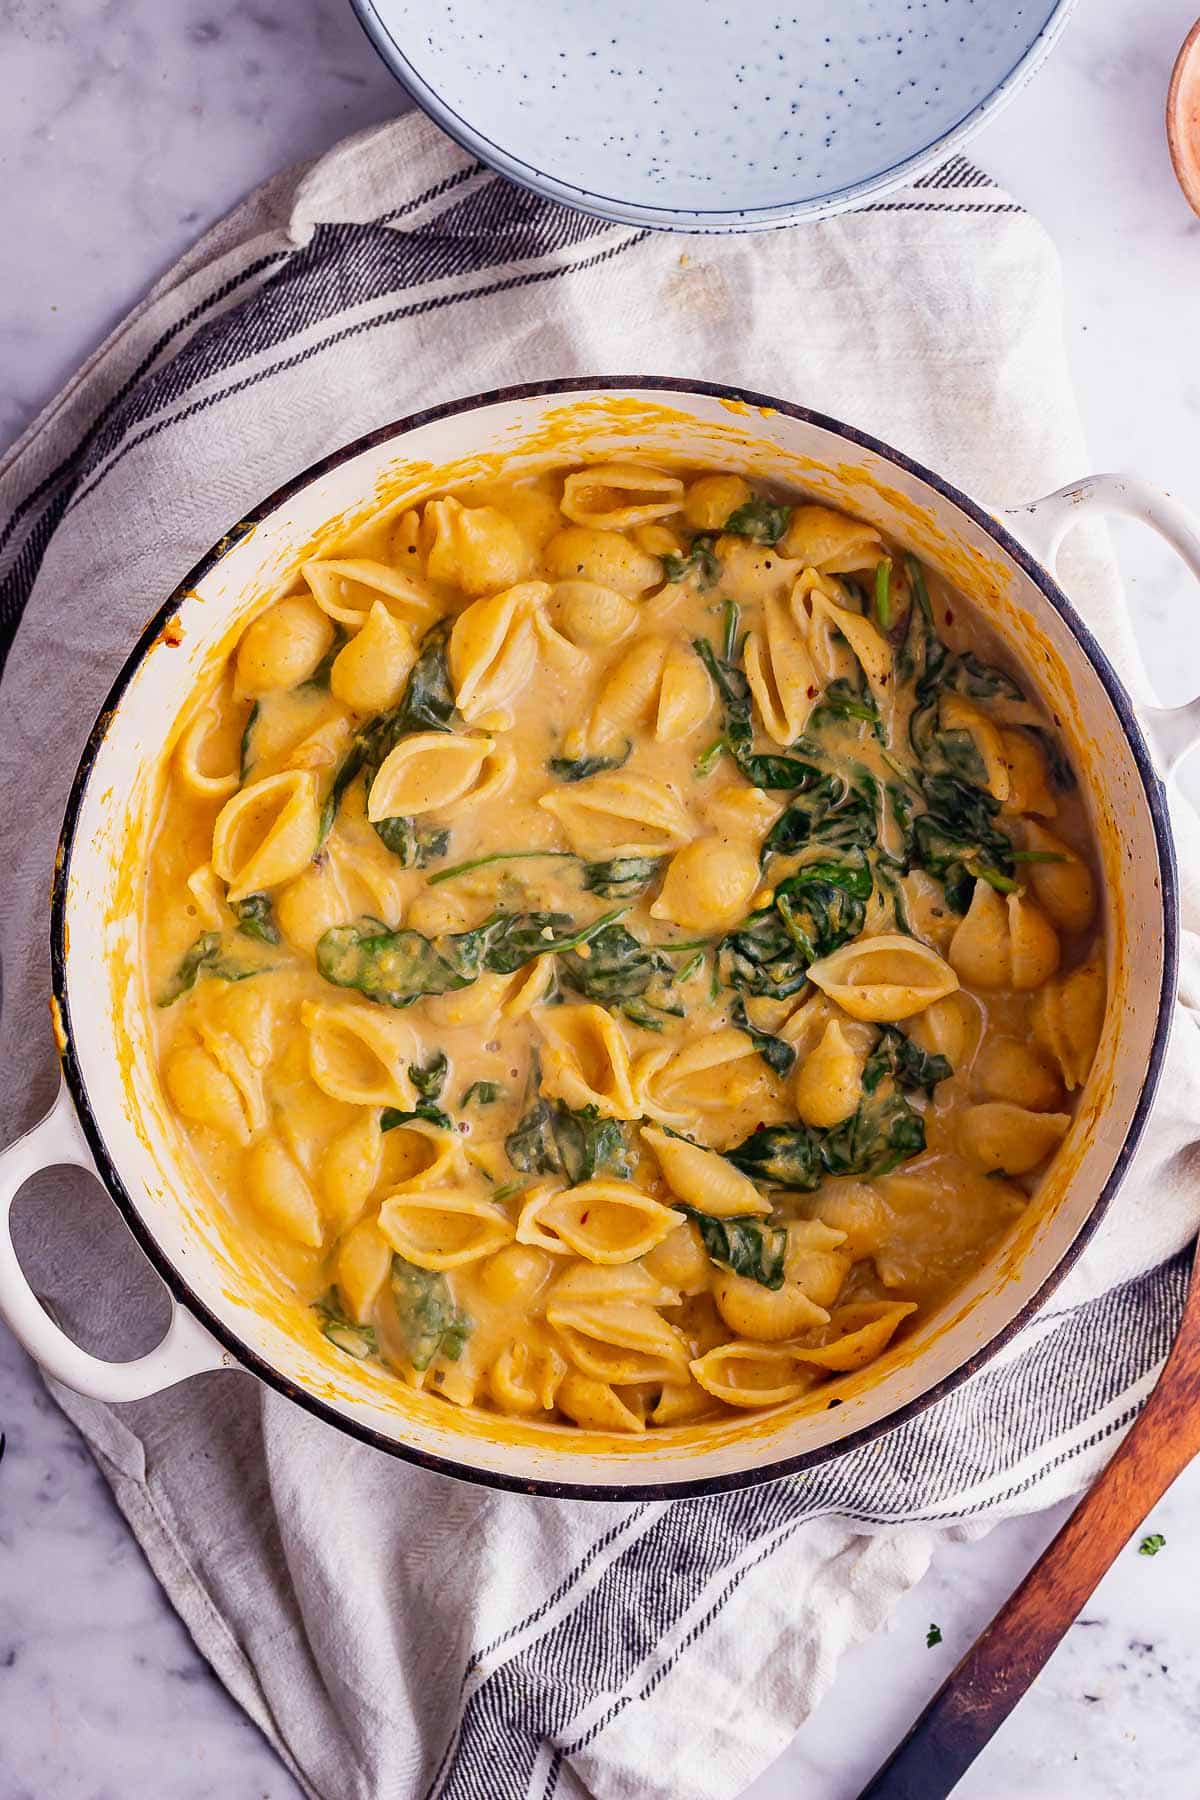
140;461;1106;1437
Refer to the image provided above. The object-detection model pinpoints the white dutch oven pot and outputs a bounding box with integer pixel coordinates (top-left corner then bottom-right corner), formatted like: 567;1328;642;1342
3;380;1199;1497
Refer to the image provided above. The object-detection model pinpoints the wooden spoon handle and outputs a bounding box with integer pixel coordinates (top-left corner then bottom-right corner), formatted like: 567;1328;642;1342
858;1241;1200;1800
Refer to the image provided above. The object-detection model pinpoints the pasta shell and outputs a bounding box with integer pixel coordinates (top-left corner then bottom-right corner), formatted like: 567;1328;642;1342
1020;822;1097;934
1031;948;1106;1089
539;769;694;859
367;731;506;820
550;579;638;647
793;1020;864;1128
649;836;760;931
560;463;684;530
478;1241;555;1305
517;1179;680;1264
423;495;535;596
534;1003;640;1119
335;1218;392;1323
974;1037;1064;1111
636;1028;767;1124
714;1275;830;1342
907;991;983;1073
449;582;546;722
712;538;803;602
194;1017;267;1137
547;1261;688;1383
175;703;241;801
651;1379;718;1425
302;557;439;630
790;1299;917;1371
320;1110;383;1232
640;1124;769;1217
798;571;893;713
744;590;821;744
948;885;1060;991
163;1043;251;1144
235;595;334;695
939;694;1011;803
487;1336;567;1416
244;1135;324;1248
1000;729;1058;818
185;862;229;930
556;1371;645;1433
542;525;663;597
656;642;715;741
588;634;670;753
381;1119;470;1192
300;1000;418;1110
778;504;885;573
690;1341;821;1408
378;1187;515;1270
683;472;752;532
958;1102;1071;1175
807;934;959;1022
784;1219;853;1307
330;602;415;715
641;1219;713;1293
211;770;321;901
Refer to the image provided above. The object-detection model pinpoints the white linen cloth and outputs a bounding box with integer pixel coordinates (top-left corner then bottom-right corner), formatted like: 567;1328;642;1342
2;113;1199;1800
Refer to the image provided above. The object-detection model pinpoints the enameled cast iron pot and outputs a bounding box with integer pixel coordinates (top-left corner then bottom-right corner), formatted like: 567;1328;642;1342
4;379;1200;1499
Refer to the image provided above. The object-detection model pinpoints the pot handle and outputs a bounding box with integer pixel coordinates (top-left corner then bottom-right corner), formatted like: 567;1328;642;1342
1003;474;1200;776
0;1081;228;1401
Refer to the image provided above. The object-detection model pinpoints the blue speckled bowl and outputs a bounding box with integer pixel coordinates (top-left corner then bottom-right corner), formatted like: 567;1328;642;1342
348;0;1075;230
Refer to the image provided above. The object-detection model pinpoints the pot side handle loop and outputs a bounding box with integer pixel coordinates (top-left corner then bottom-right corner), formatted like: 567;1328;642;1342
1003;474;1200;778
0;1081;228;1401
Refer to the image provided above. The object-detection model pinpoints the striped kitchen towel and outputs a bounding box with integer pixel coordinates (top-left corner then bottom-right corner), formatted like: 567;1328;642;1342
3;112;1200;1800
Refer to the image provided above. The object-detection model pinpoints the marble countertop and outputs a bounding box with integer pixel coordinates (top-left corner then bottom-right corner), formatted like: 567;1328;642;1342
3;2;1200;1796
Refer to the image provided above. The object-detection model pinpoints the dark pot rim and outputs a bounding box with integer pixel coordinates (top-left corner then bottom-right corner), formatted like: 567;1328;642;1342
49;375;1178;1501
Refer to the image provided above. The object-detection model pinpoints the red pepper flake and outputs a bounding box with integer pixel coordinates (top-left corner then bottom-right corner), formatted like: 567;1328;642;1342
580;1211;590;1225
944;608;955;625
807;685;818;699
161;618;185;647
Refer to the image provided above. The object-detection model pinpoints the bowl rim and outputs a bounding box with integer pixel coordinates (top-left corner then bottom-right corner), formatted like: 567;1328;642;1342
49;374;1178;1500
346;0;1079;231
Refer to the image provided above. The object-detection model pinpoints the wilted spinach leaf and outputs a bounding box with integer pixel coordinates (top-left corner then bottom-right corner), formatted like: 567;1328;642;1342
774;851;872;963
581;855;666;899
726;1122;821;1192
693;637;818;790
819;1088;926;1178
410;1051;449;1103
806;676;881;735
863;1026;951;1096
662;535;720;588
157;932;269;1007
390;1256;471;1371
239;700;259;784
717;905;810;1002
676;1204;787;1289
373;816;451;867
316;908;624;1007
723;496;791;545
313;1291;377;1360
505;1096;633;1186
234;894;280;945
547;743;631;782
380;1102;454;1131
559;922;670;1004
763;771;877;861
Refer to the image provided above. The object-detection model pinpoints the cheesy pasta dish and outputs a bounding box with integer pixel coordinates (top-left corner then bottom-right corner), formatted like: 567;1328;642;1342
146;462;1106;1434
